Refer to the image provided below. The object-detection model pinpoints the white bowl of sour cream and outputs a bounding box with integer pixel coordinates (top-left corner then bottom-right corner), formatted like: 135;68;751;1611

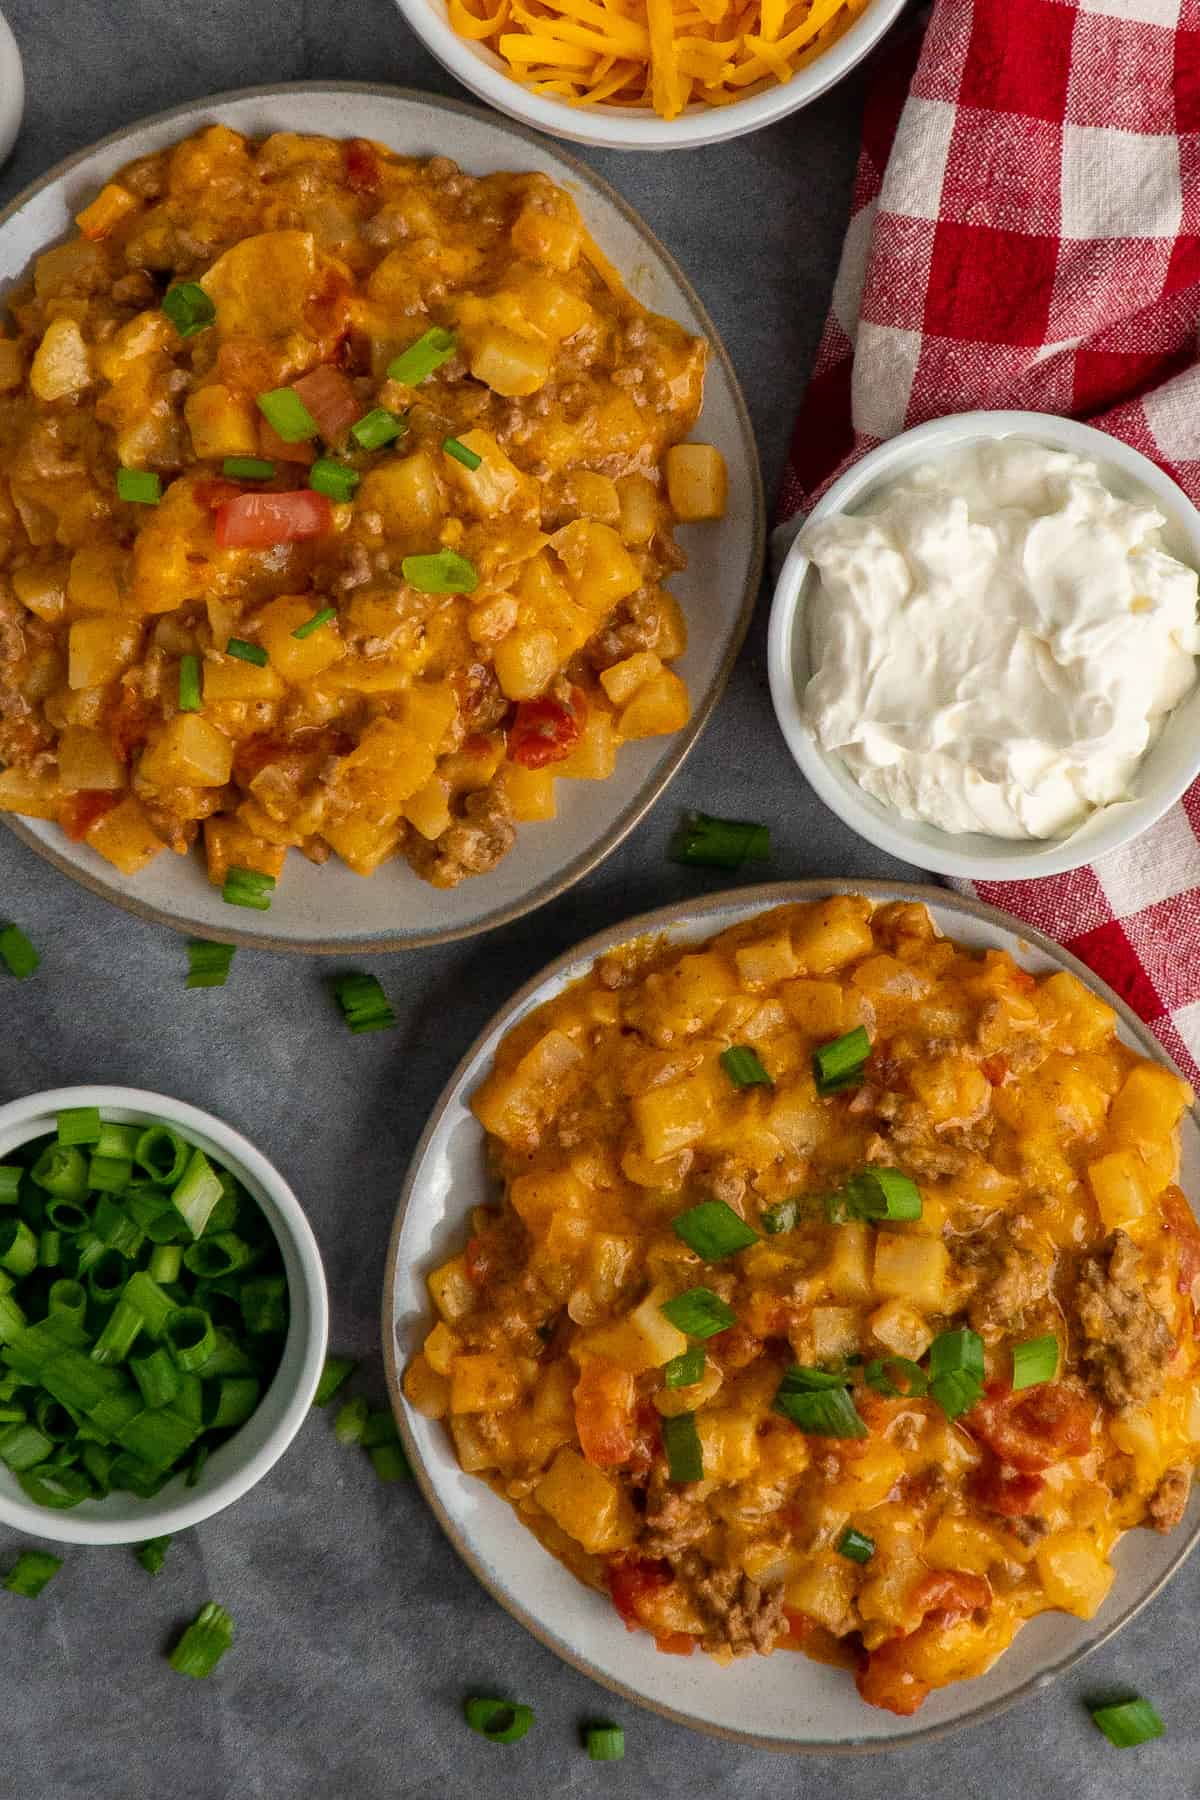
768;411;1200;880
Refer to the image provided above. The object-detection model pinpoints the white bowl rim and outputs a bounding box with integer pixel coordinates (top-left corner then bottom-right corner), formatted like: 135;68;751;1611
381;875;1200;1752
391;0;908;151
767;409;1200;881
0;1084;328;1544
0;9;24;168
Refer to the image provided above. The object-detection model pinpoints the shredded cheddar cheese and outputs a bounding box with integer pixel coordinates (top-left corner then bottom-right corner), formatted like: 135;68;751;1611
455;0;869;118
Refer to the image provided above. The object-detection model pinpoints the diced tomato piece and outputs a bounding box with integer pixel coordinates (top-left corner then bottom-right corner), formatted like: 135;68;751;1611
606;1555;671;1632
1161;1184;1200;1301
344;137;382;193
60;790;119;841
980;1054;1009;1086
910;1570;991;1626
654;1631;695;1656
193;478;241;511
969;1455;1045;1517
965;1381;1095;1473
291;364;360;444
856;1639;933;1716
214;490;333;550
574;1357;637;1467
508;688;586;769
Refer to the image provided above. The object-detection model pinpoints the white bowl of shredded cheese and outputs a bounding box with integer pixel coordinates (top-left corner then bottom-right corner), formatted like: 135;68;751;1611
768;411;1200;880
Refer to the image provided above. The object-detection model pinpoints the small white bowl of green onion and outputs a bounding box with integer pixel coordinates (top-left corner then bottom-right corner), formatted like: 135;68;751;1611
0;1087;327;1544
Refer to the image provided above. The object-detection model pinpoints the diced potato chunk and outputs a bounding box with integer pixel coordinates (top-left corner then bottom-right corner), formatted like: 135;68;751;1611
631;1068;714;1160
0;338;24;391
1036;971;1115;1052
511;203;581;271
450;1351;524;1414
665;443;728;520
12;563;67;623
57;726;125;792
468;324;551;397
67;547;128;613
734;928;799;990
358;449;443;534
616;669;689;740
534;1447;636;1553
616;473;658;546
139;714;234;788
441;427;532;516
30;316;92;400
403;1354;449;1420
1087;1149;1150;1230
184;384;261;459
494;626;558;701
403;775;454;842
557;708;617;781
495;761;556;823
582;1290;688;1375
551;520;639;614
1108;1064;1191;1150
792;898;875;974
0;768;61;820
826;1221;873;1300
203;816;286;888
67;617;141;689
472;1027;584;1146
697;1411;759;1484
872;1232;948;1309
811;1305;861;1361
924;1515;1007;1575
599;651;662;708
427;1254;476;1323
83;795;165;875
509;1168;589;1233
75;182;139;240
424;1321;460;1377
868;1299;933;1360
199;229;318;339
1035;1530;1114;1618
257;595;345;682
202;654;284;703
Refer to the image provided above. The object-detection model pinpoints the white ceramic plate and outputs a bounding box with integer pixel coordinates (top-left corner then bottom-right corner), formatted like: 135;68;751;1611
382;880;1200;1751
0;84;763;952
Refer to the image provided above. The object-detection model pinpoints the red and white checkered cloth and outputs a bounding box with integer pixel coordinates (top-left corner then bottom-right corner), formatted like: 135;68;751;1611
778;0;1200;1083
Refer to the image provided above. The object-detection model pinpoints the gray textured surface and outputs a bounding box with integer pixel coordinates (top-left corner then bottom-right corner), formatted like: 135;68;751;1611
0;3;1192;1796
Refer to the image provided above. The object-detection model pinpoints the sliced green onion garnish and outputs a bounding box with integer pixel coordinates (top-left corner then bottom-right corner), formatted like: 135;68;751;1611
387;326;457;386
131;1347;181;1409
659;1286;736;1339
720;1044;773;1090
225;637;268;667
661;1411;704;1483
1012;1333;1059;1392
91;1298;144;1366
165;1307;215;1373
668;811;770;870
335;1395;370;1445
134;1126;189;1186
0;1166;21;1205
671;1199;758;1260
350;407;406;450
401;549;478;595
0;1422;53;1472
370;1441;411;1482
88;1155;132;1196
773;1366;867;1438
3;1549;62;1597
178;653;202;713
836;1527;875;1564
761;1198;800;1235
308;458;360;503
221;867;276;912
463;1696;534;1745
186;941;236;989
864;1356;928;1399
96;1123;138;1161
1090;1697;1164;1748
148;1244;182;1285
116;467;161;505
827;1167;922;1224
171;1150;223;1239
136;1535;172;1576
48;1279;86;1326
0;924;39;980
0;1219;37;1278
313;1355;358;1407
331;971;396;1034
169;1602;234;1678
222;457;275;480
57;1108;102;1148
32;1145;88;1201
585;1725;625;1762
255;387;318;443
291;606;337;640
663;1347;705;1389
443;435;482;470
183;1233;252;1279
928;1327;985;1420
162;282;215;338
813;1026;871;1096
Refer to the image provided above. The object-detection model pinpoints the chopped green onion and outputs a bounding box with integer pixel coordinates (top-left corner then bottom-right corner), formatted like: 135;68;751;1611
813;1026;871;1096
95;1123;139;1160
134;1126;189;1186
33;1395;74;1442
864;1356;929;1399
169;1602;234;1678
837;1527;875;1564
928;1327;985;1420
661;1411;704;1482
761;1198;800;1235
17;1464;92;1508
0;1166;20;1205
401;549;478;594
166;1307;216;1373
221;457;275;480
1090;1697;1164;1749
0;1422;54;1472
291;606;336;640
91;1298;144;1366
162;282;215;338
186;940;236;989
361;1410;399;1449
88;1155;132;1196
221;867;276;912
387;326;457;386
57;1108;102;1148
443;435;482;470
255;387;318;443
4;1549;62;1597
659;1287;736;1339
202;1376;259;1431
313;1354;358;1407
44;1198;87;1235
225;637;268;667
48;1279;86;1327
463;1696;534;1744
308;458;359;503
136;1535;171;1576
178;654;202;713
331;971;396;1034
719;1045;773;1090
668;811;770;870
116;467;161;505
92;1194;143;1256
828;1167;922;1224
1012;1334;1059;1392
0;1292;28;1344
0;924;39;980
185;1442;210;1488
239;1274;286;1336
335;1395;370;1445
671;1199;758;1260
124;1270;176;1337
663;1347;705;1389
0;1219;37;1278
183;1233;252;1279
131;1347;181;1409
370;1441;411;1482
585;1725;625;1763
350;407;406;450
32;1146;88;1202
148;1244;182;1284
773;1367;867;1438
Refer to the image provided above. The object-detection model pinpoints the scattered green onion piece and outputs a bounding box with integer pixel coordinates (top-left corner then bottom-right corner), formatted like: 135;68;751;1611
659;1287;736;1340
80;1441;118;1492
0;1423;54;1472
162;282;215;338
813;1026;871;1096
761;1198;801;1235
95;1122;139;1161
239;1275;286;1336
123;1270;176;1338
331;971;396;1034
255;387;317;443
38;1229;61;1269
17;1463;92;1509
192;1329;256;1379
183;1233;252;1279
774;1364;850;1393
350;407;406;450
335;1396;370;1446
719;1045;773;1090
668;811;770;870
91;1298;144;1366
309;458;360;503
663;1347;705;1389
130;1348;181;1410
661;1411;704;1483
837;1527;876;1565
387;326;456;386
4;1549;62;1597
88;1156;133;1198
0;1166;21;1205
143;1247;179;1287
291;606;337;640
171;1149;223;1239
166;1307;216;1373
464;1696;534;1745
0;922;38;980
1012;1333;1059;1392
361;1410;399;1449
773;1367;867;1438
136;1535;172;1576
117;1405;199;1471
116;467;161;505
442;435;482;470
221;867;276;912
225;637;268;667
864;1356;929;1399
928;1327;985;1421
370;1441;411;1483
87;1389;142;1439
0;1219;37;1278
313;1356;358;1407
1090;1697;1164;1749
57;1108;102;1148
202;1376;259;1431
401;549;478;594
221;456;275;480
671;1199;758;1261
828;1166;922;1224
169;1601;235;1678
585;1726;625;1762
133;1126;190;1186
48;1280;86;1327
186;940;236;989
33;1149;87;1206
178;654;202;713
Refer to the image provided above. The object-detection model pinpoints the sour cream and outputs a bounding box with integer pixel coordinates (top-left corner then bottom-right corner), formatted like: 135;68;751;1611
800;438;1200;839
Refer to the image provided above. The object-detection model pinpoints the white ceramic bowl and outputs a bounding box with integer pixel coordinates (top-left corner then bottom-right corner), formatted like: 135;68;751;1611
0;10;23;167
0;1086;328;1545
768;411;1200;881
391;0;907;151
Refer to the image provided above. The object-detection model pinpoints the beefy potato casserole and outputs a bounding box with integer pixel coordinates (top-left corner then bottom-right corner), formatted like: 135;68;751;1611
405;897;1200;1715
0;127;726;894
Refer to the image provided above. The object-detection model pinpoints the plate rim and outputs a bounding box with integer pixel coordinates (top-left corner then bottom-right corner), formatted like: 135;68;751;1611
0;79;765;954
380;875;1200;1753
